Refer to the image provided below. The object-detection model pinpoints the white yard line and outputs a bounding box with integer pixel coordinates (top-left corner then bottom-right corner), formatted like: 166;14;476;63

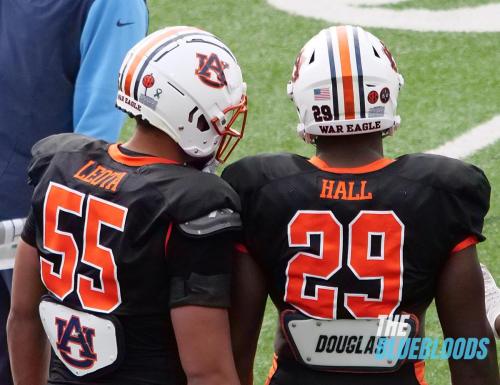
266;1;500;158
267;0;500;32
426;115;500;159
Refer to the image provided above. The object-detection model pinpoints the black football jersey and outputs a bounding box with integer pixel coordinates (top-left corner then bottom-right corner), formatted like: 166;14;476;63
24;133;240;385
222;153;490;385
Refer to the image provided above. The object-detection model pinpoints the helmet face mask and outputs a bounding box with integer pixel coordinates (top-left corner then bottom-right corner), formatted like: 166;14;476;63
288;25;404;142
212;94;248;162
116;26;247;164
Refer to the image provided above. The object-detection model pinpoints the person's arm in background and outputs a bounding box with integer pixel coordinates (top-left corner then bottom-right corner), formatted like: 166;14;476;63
435;245;500;385
74;0;148;142
230;247;267;385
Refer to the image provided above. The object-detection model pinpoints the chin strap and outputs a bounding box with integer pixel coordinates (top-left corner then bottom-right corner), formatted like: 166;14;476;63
202;157;220;174
383;115;401;138
297;124;317;144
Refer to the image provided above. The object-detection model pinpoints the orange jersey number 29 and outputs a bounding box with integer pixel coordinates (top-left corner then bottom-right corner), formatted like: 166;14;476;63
285;210;404;319
41;182;127;313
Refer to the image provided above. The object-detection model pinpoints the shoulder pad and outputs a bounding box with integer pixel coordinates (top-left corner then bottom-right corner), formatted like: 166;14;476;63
178;208;241;236
399;153;490;244
164;171;241;224
398;153;490;196
31;133;98;159
222;153;310;196
29;133;105;186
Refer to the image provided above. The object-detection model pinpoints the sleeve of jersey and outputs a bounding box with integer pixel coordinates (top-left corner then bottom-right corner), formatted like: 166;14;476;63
73;0;148;142
166;226;236;308
446;165;491;253
162;173;242;308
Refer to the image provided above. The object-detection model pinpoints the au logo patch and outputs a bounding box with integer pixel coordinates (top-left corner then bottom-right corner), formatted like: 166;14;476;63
56;316;97;369
40;299;121;376
195;53;228;88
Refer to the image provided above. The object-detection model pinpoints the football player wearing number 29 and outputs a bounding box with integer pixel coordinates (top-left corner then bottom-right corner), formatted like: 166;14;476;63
223;26;499;385
7;27;247;385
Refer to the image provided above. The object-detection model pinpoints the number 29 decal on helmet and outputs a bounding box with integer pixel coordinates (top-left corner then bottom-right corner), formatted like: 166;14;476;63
116;26;247;163
287;25;404;143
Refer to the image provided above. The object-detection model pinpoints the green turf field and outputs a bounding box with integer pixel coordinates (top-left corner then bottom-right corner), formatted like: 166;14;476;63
123;0;500;383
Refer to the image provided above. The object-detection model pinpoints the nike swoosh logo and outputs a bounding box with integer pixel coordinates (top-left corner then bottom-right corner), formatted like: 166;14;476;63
117;20;134;27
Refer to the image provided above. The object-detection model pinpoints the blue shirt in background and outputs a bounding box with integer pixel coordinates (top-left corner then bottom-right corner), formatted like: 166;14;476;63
0;0;148;220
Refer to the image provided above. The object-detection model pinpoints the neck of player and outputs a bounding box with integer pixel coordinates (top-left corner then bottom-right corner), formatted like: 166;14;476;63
315;132;385;168
122;120;192;164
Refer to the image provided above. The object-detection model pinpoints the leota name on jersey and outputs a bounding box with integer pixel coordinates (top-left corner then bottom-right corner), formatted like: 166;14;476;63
74;160;127;192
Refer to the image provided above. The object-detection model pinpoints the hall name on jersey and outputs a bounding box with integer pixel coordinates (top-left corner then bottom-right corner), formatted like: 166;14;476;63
320;179;372;201
74;160;126;192
319;121;381;134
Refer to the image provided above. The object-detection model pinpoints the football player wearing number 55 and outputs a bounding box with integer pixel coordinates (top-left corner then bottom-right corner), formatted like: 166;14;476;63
7;26;247;385
223;26;499;385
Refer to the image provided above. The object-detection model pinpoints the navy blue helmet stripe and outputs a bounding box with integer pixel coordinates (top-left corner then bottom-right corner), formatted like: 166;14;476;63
133;31;213;99
326;30;340;121
186;38;236;61
353;27;366;119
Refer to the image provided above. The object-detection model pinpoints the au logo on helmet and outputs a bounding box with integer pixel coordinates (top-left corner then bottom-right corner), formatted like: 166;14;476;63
195;53;229;88
292;49;304;82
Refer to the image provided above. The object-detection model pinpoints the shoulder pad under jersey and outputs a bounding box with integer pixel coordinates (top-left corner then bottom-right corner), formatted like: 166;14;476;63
28;133;106;186
31;133;97;159
222;153;311;197
398;153;490;198
157;170;241;225
399;153;490;242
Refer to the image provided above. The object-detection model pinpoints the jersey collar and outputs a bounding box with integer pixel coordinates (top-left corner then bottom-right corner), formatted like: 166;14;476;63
108;144;180;167
309;156;395;174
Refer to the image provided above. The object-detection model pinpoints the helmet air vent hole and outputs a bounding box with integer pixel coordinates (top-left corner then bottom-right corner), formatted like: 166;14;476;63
197;115;210;132
188;106;198;123
373;47;380;58
309;51;315;64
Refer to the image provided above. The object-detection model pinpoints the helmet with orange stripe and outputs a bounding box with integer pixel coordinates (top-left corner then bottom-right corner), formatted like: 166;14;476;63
287;25;404;143
116;26;247;163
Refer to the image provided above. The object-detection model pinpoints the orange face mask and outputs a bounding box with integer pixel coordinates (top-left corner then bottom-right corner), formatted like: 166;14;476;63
212;95;248;163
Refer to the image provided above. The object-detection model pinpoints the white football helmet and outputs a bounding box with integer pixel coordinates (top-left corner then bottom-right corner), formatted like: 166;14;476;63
116;26;247;162
287;25;404;142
